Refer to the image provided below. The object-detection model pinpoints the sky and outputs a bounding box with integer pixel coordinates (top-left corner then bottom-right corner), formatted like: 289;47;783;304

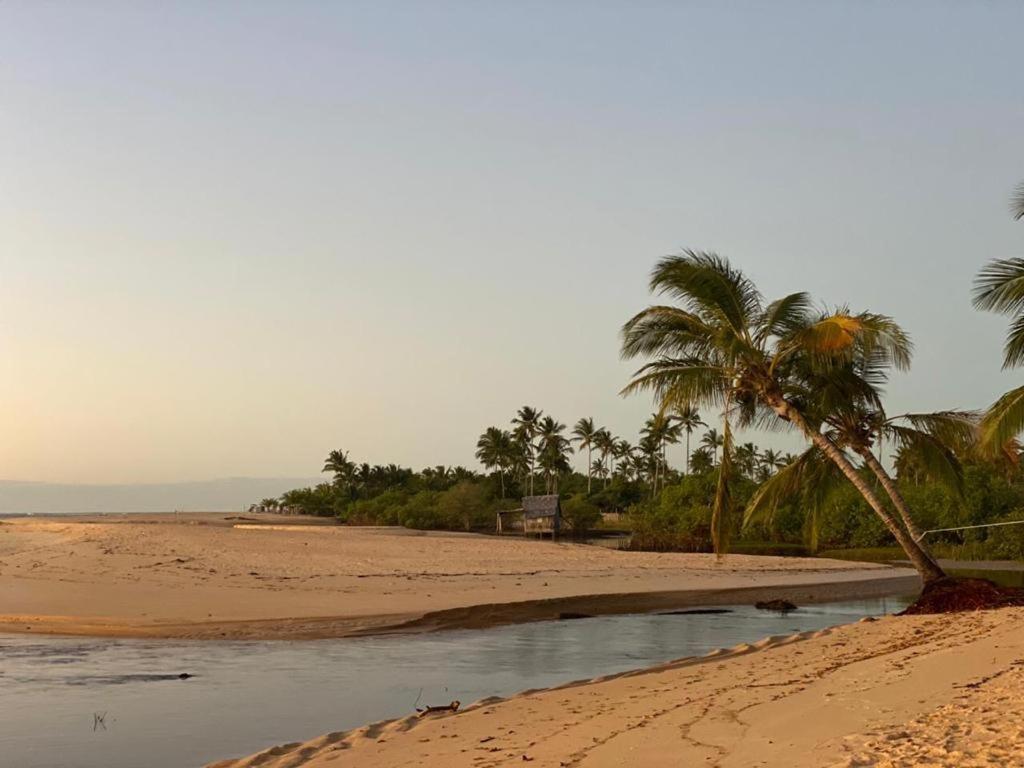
2;1;1023;484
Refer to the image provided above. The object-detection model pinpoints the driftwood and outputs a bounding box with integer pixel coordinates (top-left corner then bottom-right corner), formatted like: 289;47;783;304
417;700;461;717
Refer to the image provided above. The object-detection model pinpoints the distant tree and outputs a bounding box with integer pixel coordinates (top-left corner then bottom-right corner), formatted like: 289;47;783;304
612;438;633;480
536;416;573;493
673;405;705;475
476;427;514;498
757;448;785;481
572;417;599;494
594;429;616;487
700;429;724;466
322;449;355;490
689;447;714;475
734;442;760;479
512;406;543;495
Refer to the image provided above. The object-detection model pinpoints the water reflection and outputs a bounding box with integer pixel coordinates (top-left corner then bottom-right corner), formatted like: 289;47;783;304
0;596;911;768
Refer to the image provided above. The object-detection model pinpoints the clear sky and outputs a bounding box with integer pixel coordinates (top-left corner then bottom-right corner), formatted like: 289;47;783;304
2;1;1023;484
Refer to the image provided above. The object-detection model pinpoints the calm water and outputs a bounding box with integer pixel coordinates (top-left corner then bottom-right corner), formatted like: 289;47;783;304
0;596;911;768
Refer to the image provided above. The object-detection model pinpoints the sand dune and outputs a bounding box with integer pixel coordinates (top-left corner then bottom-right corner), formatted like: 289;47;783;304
0;513;911;639
208;607;1024;768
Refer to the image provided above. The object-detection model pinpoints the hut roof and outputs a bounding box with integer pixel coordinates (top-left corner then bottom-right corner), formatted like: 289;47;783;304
522;495;561;519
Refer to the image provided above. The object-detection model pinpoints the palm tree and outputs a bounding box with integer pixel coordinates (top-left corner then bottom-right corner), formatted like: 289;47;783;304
689;447;714;475
322;449;355;485
476;427;514;498
536;416;573;493
612;438;633;480
621;250;944;583
593;429;615;487
1012;180;1024;221
572;417;599;494
700;428;724;466
512;406;542;494
673;405;705;475
734;442;760;479
757;448;785;481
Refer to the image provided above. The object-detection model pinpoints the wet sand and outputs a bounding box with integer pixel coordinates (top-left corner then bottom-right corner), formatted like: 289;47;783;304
0;513;913;639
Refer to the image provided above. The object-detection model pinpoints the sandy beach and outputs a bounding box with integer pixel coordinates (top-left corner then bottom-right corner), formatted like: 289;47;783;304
0;513;913;639
209;607;1024;768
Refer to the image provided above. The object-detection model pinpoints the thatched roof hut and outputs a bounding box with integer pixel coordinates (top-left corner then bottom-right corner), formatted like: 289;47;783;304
495;495;562;536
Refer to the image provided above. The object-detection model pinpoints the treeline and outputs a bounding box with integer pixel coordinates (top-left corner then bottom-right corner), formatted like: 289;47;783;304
257;427;1024;560
629;453;1024;560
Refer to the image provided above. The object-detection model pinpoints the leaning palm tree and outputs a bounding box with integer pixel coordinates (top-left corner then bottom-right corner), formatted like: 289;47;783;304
621;250;944;582
673;405;705;475
572;417;599;494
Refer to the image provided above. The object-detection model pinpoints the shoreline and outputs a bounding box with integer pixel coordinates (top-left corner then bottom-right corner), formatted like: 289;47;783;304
207;606;1024;768
0;573;918;640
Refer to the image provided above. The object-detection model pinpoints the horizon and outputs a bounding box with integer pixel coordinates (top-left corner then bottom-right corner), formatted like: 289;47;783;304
4;1;1023;485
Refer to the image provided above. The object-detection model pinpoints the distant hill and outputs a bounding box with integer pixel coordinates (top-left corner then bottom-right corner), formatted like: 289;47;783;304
0;477;323;515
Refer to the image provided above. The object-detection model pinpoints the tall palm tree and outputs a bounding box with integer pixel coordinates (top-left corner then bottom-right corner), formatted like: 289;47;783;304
700;428;724;466
621;250;944;583
512;406;542;495
572;417;599;494
673;405;705;475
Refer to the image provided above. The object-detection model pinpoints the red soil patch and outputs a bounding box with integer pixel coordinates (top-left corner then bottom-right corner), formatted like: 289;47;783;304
901;577;1024;615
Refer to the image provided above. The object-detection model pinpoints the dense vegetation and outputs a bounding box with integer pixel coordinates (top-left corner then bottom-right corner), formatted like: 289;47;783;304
261;182;1024;566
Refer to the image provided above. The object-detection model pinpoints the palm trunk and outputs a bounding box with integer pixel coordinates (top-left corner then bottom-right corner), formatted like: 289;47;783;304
685;432;691;476
857;448;925;542
768;396;944;584
587;445;592;495
499;469;505;499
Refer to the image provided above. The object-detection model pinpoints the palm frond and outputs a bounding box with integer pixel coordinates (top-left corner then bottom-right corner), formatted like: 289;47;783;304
1012;180;1024;221
620;305;717;360
980;385;1024;449
894;411;979;452
885;425;964;498
973;257;1024;314
649;251;762;339
756;292;814;343
620;360;729;411
743;446;843;552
